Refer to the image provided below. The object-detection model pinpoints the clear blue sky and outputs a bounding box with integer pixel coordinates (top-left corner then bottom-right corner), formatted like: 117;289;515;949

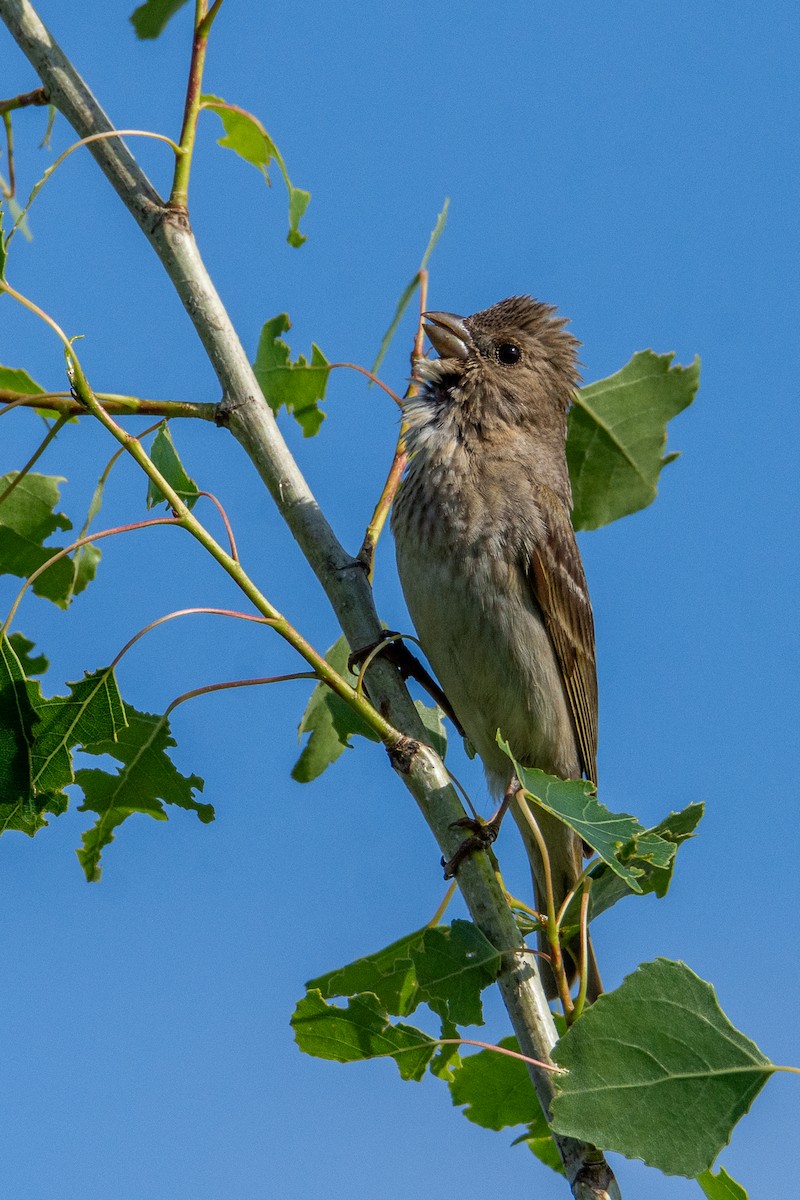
2;3;798;1197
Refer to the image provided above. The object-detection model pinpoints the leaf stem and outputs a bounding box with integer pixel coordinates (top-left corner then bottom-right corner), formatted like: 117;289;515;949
109;607;271;670
434;1037;566;1074
170;0;213;209
0;83;48;114
426;881;457;927
516;793;575;1020
1;517;181;635
0;413;68;503
165;670;315;718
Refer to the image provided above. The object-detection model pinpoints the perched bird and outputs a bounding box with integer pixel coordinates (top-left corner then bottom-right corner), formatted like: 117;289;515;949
391;295;600;999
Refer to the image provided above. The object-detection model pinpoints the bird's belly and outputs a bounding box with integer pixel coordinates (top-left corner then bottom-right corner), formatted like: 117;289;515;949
396;545;579;794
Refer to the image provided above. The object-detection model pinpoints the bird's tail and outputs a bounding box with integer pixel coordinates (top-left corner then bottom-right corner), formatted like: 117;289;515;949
511;795;602;1004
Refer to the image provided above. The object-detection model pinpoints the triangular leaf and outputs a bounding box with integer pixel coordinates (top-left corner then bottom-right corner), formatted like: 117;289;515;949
568;351;700;530
146;422;200;510
550;959;774;1177
292;635;379;782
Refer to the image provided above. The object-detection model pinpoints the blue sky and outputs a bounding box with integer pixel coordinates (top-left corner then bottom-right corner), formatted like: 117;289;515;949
2;2;799;1197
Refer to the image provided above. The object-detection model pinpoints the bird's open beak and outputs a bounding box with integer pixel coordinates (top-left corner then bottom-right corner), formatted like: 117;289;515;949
422;311;471;361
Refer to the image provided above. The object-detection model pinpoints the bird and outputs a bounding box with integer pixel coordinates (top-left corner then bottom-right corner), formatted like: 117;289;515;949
391;295;601;1001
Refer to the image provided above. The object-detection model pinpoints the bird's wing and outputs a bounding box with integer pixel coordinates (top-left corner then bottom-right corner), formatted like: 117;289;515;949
527;490;598;783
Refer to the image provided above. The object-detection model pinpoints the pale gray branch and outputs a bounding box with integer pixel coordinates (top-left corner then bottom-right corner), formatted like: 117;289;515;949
0;3;619;1193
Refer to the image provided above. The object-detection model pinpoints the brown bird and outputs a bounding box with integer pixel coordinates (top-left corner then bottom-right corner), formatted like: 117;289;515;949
391;295;600;1000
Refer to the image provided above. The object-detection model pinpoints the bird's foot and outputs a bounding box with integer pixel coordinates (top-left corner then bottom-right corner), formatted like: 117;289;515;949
441;815;502;879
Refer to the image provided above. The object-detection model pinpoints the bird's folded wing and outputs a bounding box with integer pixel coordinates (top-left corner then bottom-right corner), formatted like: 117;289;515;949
528;492;599;784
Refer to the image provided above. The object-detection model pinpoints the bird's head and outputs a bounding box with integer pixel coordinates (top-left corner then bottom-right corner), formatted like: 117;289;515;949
413;295;580;433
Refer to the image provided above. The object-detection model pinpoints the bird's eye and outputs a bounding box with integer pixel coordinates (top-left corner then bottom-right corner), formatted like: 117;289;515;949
496;343;521;365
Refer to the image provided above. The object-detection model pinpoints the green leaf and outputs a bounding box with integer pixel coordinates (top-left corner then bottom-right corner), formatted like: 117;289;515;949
130;0;189;38
75;704;212;881
308;927;425;1018
253;313;329;437
308;920;499;1029
568;351;700;530
696;1166;749;1199
0;363;45;396
414;699;447;760
0;632;55;835
31;667;127;805
292;635;379;782
371;198;449;379
8;632;48;676
449;1036;563;1174
201;95;310;247
412;920;500;1027
0;472;78;606
69;542;102;597
550;959;774;1177
146;422;200;510
498;737;673;892
291;989;436;1081
562;802;704;932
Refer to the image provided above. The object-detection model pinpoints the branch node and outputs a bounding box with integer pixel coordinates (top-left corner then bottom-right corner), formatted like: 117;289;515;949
387;735;420;774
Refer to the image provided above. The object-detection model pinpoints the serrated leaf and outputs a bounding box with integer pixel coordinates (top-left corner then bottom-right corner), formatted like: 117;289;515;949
0;632;50;835
146;422;200;510
130;0;189;38
371;198;449;379
550;959;774;1177
75;703;212;881
291;989;436;1081
201;95;310;247
568;351;700;530
8;632;48;676
31;667;127;804
562;802;704;932
498;737;673;891
412;920;500;1027
696;1166;749;1199
253;313;329;438
0;472;76;605
292;635;379;782
308;927;425;1018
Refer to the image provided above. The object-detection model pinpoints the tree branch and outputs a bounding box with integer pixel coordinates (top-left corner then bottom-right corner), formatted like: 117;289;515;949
0;4;618;1193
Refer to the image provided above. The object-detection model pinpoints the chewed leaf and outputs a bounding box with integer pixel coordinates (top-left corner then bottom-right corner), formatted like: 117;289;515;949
498;736;673;891
253;313;330;439
568;351;700;530
201;95;310;246
291;989;436;1081
76;703;212;881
